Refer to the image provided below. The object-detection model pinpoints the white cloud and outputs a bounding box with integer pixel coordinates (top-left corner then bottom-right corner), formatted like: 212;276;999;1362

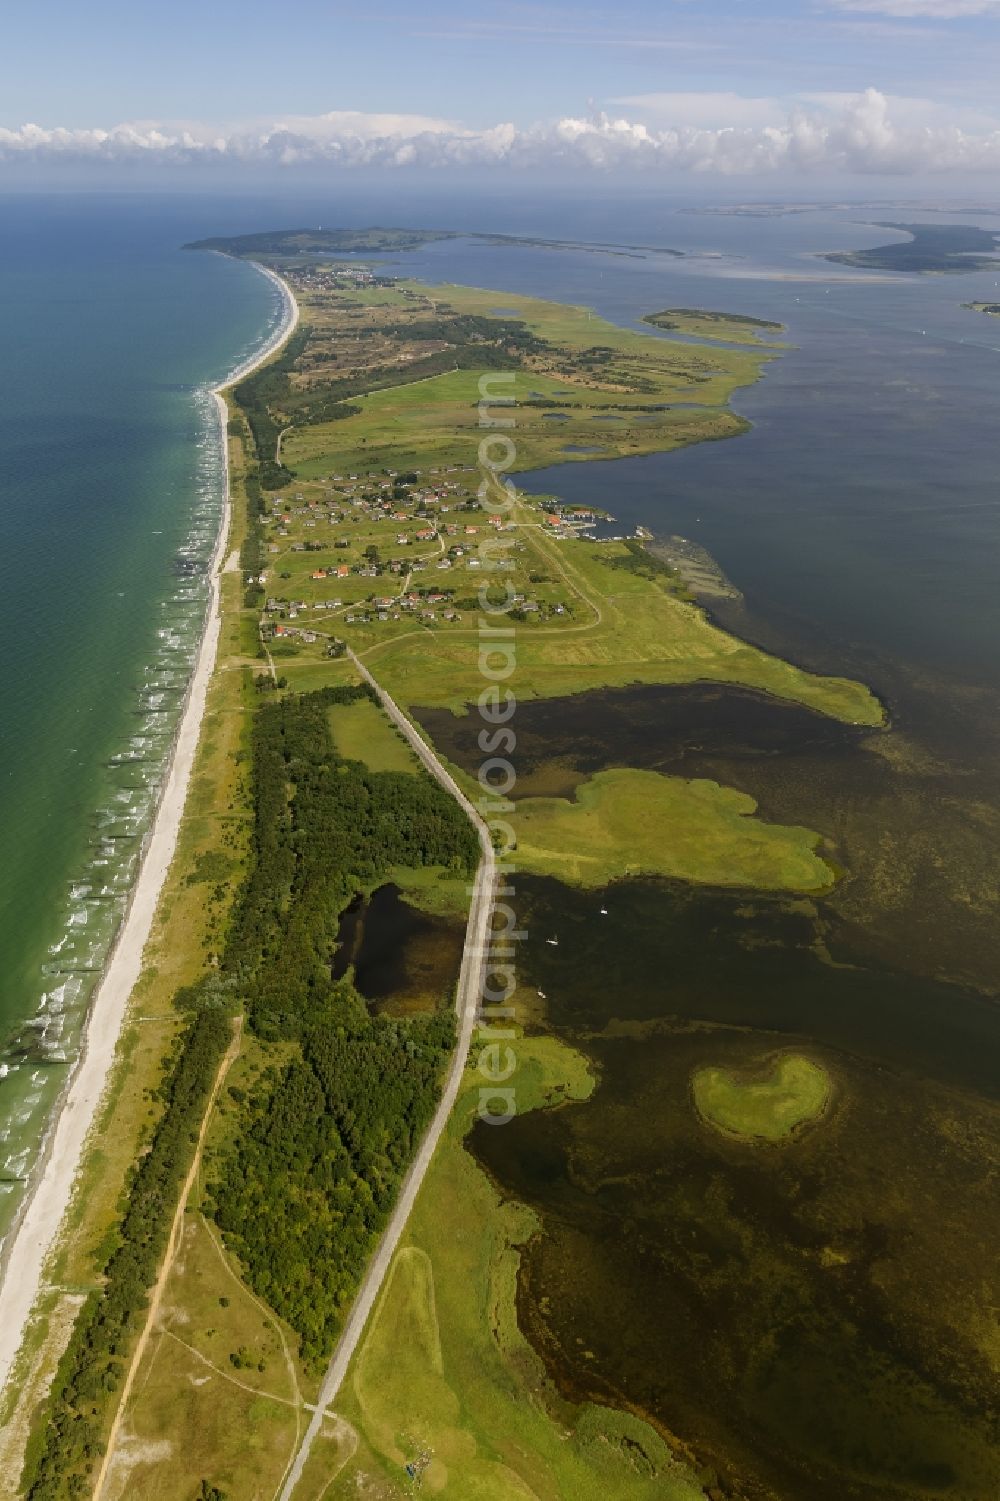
608;93;783;128
3;90;1000;176
829;0;1000;17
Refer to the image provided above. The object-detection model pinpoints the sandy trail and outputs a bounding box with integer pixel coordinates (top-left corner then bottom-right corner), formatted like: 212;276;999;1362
93;1018;243;1501
0;260;298;1400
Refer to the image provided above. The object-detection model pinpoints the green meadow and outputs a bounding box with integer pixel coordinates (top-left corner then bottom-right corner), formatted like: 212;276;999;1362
511;767;835;892
642;307;787;345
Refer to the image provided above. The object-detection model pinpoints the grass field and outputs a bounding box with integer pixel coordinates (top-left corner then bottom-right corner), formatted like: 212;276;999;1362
327;1033;709;1501
364;522;884;725
511;767;835;891
328;696;421;772
387;862;473;918
642;307;787;346
691;1053;833;1142
283;279;768;481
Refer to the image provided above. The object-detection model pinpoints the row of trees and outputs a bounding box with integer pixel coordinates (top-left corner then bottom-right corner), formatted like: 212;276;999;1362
24;1006;232;1499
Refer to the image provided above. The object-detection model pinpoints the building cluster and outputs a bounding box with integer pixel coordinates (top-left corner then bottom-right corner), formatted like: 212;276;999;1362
258;465;575;647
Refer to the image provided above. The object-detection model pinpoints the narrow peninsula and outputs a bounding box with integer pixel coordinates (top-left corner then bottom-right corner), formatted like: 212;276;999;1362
4;230;883;1501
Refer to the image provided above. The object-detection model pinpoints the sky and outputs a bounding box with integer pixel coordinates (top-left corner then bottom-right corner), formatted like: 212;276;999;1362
3;0;1000;189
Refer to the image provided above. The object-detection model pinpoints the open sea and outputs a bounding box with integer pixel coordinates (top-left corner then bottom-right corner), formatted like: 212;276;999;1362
0;196;288;1242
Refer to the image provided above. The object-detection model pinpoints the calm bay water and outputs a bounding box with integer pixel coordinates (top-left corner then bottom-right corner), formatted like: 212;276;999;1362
0;197;285;1238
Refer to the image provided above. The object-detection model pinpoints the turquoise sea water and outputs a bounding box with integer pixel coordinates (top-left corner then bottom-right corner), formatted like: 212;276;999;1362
0;198;284;1240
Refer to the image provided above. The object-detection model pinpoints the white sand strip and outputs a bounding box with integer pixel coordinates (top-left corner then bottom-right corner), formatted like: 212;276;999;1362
0;260;298;1397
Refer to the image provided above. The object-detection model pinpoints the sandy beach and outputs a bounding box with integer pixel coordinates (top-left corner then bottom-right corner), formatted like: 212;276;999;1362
0;259;298;1397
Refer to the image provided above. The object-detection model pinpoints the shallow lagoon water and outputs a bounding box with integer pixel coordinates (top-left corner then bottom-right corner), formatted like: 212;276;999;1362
390;206;1000;1496
473;874;1000;1500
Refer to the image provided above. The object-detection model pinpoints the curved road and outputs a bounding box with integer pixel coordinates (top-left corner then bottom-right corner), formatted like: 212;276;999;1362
277;649;496;1500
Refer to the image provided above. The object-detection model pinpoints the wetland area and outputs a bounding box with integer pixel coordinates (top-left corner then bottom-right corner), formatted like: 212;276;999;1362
398;208;1000;1499
432;674;1000;1499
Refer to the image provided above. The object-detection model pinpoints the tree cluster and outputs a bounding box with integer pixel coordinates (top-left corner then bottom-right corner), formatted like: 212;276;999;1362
24;1006;232;1499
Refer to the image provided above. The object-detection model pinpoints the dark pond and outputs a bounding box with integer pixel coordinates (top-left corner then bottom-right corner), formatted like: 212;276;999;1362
332;882;464;1015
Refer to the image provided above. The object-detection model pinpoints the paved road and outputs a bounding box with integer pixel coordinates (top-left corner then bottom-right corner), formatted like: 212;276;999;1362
277;651;495;1500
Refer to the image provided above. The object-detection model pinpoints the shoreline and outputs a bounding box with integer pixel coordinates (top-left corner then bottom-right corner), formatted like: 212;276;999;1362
0;259;298;1397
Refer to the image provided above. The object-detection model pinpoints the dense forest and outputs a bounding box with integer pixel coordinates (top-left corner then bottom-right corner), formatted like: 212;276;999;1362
227;685;478;1037
23;686;478;1495
213;1002;454;1361
210;686;474;1359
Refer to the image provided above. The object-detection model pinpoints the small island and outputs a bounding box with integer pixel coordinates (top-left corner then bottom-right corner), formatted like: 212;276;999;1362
511;768;836;893
643;307;784;344
964;301;1000;317
692;1053;833;1142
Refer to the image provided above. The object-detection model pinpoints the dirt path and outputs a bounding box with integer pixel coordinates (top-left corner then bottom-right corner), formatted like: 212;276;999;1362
276;652;496;1501
92;1017;244;1501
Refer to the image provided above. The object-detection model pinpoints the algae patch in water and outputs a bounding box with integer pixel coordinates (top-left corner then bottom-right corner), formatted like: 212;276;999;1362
692;1052;831;1142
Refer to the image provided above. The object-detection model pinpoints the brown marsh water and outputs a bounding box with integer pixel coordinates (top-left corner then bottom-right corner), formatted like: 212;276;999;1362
390;209;1000;1498
472;873;1000;1501
418;683;1000;997
417;685;1000;1499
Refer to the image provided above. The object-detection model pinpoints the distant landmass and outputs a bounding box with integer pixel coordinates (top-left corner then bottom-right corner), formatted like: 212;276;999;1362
824;222;1000;274
184;226;454;256
184;226;684;261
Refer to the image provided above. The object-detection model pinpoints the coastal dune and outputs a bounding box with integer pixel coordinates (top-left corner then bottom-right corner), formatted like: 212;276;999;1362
0;261;298;1398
